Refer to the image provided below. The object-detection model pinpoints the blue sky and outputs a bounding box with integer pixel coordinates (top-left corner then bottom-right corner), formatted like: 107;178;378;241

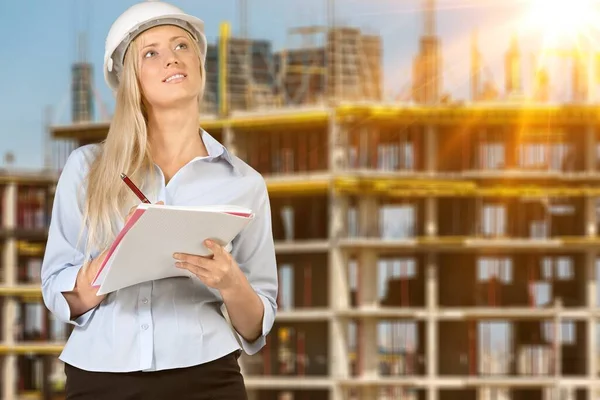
0;0;589;169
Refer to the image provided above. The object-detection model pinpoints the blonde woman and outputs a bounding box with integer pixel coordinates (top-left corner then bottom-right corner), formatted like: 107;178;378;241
40;2;277;399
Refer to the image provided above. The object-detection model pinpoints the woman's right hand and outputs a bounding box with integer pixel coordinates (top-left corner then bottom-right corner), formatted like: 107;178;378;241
83;201;164;288
68;250;110;319
76;250;109;299
67;201;165;319
123;201;164;224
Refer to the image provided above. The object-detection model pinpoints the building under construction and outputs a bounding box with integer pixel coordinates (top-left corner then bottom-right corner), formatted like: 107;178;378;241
2;1;600;399
200;23;382;113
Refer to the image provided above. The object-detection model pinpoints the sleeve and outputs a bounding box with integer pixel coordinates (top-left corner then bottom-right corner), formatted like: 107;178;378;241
230;178;278;355
41;148;97;327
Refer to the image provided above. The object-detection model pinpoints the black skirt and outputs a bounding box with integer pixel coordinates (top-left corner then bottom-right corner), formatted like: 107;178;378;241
64;350;247;400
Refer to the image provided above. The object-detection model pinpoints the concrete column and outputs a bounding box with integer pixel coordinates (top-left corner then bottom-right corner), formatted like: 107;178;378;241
358;196;378;238
329;249;349;309
357;194;379;308
560;388;576;400
329;114;350;400
2;183;17;342
329;195;350;383
587;252;597;395
2;183;17;400
424;170;438;400
2;356;16;400
2;240;16;346
587;251;597;308
329;112;348;172
360;386;378;400
3;183;16;230
585;196;597;237
426;254;438;400
358;250;378;308
361;320;378;379
425;197;437;237
330;385;344;400
329;195;349;310
425;125;437;173
3;239;15;288
356;193;379;382
588;318;598;400
479;387;508;400
329;318;349;379
585;126;596;173
553;299;563;380
356;245;378;384
329;194;350;383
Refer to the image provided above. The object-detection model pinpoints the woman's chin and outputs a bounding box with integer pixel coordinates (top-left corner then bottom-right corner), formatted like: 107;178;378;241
146;90;200;109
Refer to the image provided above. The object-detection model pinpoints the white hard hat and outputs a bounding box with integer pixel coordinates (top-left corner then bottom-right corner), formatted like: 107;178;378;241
103;1;207;92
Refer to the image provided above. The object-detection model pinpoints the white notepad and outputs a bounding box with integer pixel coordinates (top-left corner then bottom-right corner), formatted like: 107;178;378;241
91;203;254;295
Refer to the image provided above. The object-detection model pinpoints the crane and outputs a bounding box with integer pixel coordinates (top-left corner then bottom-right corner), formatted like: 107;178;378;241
238;0;247;38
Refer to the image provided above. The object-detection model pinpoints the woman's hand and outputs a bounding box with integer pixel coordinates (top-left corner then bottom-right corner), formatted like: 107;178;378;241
173;240;242;292
80;201;164;287
175;239;266;343
66;201;165;319
124;201;164;224
66;249;110;319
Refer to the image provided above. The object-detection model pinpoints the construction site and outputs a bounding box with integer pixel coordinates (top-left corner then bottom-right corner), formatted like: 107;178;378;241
2;0;600;399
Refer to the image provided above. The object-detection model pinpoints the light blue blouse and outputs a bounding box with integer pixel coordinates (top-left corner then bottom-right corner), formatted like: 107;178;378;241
41;131;278;372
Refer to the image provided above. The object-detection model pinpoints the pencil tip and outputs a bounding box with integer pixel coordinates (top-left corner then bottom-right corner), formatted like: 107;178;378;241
120;173;126;179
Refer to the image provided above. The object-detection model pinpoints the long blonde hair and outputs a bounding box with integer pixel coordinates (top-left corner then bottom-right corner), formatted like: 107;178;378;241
80;28;206;261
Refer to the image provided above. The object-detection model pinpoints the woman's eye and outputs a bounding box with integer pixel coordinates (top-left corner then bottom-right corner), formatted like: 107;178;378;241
144;50;156;58
176;43;188;50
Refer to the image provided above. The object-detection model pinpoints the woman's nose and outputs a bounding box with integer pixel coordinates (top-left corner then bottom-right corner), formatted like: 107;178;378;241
165;52;180;67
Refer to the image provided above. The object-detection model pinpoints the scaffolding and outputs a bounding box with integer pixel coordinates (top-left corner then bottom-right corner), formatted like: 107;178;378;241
327;27;381;102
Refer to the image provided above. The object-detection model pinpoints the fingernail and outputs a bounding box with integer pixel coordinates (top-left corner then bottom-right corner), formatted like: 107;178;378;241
205;240;213;246
173;253;180;259
175;262;182;268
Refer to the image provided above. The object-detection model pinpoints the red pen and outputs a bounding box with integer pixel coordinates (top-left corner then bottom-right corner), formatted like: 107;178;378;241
120;173;151;204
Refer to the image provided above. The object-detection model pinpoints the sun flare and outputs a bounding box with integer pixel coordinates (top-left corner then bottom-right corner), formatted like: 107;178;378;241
519;0;599;45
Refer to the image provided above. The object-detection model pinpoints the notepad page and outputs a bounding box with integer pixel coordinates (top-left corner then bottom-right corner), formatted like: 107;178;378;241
95;206;253;295
138;203;253;217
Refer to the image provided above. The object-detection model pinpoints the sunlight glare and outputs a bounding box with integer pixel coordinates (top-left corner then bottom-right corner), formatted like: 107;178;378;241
519;0;599;44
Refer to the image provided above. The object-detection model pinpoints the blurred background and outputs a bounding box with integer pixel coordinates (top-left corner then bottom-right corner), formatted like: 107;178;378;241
1;0;600;399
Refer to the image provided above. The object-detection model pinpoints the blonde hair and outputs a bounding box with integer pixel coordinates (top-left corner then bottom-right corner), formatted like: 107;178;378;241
80;28;206;261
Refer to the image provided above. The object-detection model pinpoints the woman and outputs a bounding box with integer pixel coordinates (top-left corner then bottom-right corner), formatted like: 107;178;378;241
40;2;278;399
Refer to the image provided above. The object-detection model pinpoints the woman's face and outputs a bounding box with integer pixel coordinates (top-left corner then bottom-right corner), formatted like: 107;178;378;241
135;25;202;109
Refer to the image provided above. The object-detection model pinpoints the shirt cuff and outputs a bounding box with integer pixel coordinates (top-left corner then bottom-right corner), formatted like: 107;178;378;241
46;265;96;328
236;294;276;355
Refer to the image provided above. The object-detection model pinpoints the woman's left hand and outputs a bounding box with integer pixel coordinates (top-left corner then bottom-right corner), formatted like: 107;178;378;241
173;240;241;292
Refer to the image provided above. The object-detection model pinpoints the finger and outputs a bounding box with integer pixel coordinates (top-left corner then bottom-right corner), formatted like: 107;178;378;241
175;261;211;279
156;201;164;205
124;206;137;223
205;241;235;269
173;252;215;268
204;239;227;258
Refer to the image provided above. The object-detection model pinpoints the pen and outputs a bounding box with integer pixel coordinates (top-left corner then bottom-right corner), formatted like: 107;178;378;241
120;173;151;204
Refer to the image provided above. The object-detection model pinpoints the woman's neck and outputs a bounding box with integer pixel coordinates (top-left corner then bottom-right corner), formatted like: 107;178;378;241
148;103;208;181
146;101;208;166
